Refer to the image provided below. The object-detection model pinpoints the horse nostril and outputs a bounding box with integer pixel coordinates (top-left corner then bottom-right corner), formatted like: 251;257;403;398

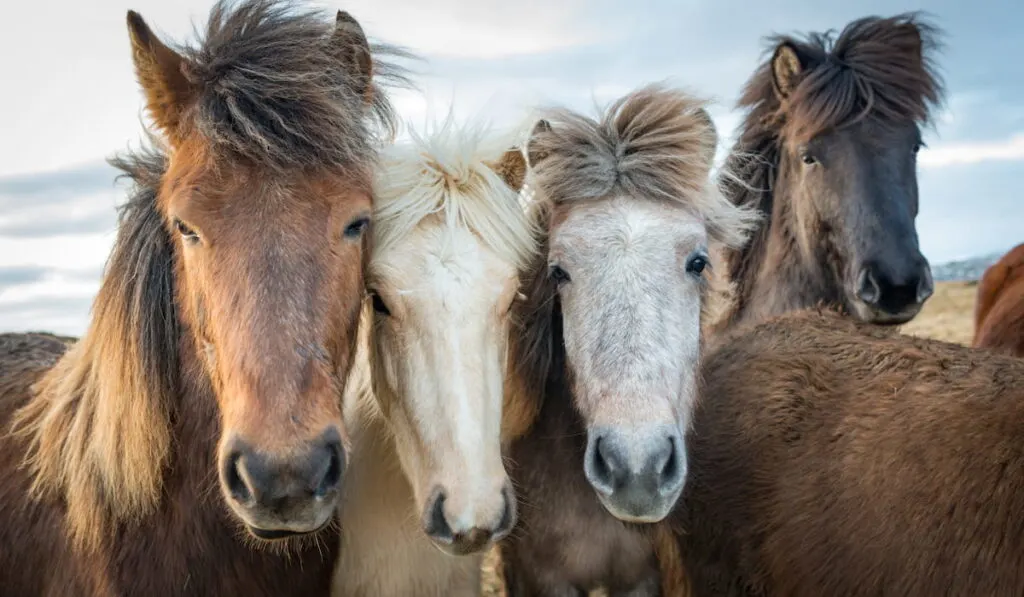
314;441;344;498
656;436;686;496
856;268;881;305
585;434;627;495
916;266;935;304
423;488;453;544
224;451;253;505
494;484;517;539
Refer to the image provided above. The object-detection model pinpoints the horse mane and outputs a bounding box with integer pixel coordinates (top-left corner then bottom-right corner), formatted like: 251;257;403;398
718;13;946;327
178;0;413;173
526;83;758;249
370;116;539;277
506;85;758;437
10;0;412;551
12;143;179;551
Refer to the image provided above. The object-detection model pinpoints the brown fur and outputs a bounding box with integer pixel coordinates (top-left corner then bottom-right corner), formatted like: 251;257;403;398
0;1;409;594
712;13;945;330
500;86;755;596
667;309;1024;596
973;243;1024;357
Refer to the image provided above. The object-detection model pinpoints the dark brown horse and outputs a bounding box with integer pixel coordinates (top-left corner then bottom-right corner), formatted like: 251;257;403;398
0;1;406;594
666;308;1024;596
973;242;1024;356
498;86;758;596
711;12;944;331
650;15;1024;597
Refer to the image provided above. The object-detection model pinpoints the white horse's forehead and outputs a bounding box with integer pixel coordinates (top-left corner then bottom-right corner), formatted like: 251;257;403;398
553;197;708;258
373;224;516;305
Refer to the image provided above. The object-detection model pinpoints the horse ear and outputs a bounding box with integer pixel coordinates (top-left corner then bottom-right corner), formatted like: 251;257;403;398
488;148;528;191
770;42;805;100
526;119;553;168
332;11;373;104
127;11;195;144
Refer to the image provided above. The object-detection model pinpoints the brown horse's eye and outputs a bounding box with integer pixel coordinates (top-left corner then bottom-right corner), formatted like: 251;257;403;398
173;218;200;244
369;291;390;316
343;216;370;239
800;151;817;165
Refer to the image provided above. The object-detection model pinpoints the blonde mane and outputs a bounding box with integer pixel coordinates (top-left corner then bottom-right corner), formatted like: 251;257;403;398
370;117;539;275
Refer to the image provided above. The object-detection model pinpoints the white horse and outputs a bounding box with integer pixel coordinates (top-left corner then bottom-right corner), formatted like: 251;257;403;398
333;118;538;596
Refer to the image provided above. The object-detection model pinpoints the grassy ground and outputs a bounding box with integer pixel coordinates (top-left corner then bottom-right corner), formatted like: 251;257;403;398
480;281;978;596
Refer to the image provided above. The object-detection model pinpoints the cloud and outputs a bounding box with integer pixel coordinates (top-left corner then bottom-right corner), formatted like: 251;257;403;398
343;0;607;59
0;161;123;208
0;266;50;290
919;133;1024;168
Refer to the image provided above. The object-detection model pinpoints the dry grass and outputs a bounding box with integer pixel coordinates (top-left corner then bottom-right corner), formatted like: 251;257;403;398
480;281;978;595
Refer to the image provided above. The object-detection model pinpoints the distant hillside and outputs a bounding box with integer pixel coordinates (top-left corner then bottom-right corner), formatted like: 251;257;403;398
930;252;1004;282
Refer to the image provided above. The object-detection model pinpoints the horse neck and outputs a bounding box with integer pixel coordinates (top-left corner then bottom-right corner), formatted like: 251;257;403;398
722;184;844;331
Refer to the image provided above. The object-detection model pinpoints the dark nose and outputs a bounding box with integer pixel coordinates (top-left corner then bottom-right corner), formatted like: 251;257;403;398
222;427;345;518
584;429;685;517
856;258;933;318
422;484;516;555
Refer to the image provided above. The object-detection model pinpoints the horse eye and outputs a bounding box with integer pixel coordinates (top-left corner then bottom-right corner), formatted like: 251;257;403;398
343;216;370;239
173;218;200;244
800;152;817;165
369;291;390;316
549;264;571;285
912;142;923;154
686;253;709;276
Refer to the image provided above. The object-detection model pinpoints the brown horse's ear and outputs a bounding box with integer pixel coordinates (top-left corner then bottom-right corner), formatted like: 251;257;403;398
771;42;805;100
487;148;528;191
333;11;373;104
126;11;195;144
526;119;553;168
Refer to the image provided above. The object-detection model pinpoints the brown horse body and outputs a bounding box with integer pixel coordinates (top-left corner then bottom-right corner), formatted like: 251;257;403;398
0;1;408;594
672;309;1024;596
654;14;1024;597
973;243;1024;356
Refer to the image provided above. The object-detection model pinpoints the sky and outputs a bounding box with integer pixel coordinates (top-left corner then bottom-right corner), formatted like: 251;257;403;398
1;0;1022;335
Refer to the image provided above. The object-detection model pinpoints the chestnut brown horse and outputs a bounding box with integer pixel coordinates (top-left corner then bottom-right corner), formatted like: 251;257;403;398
0;1;407;594
973;242;1024;356
710;12;943;331
498;85;758;596
667;308;1024;596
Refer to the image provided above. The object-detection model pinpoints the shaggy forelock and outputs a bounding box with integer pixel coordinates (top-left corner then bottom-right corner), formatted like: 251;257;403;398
528;83;759;250
743;12;945;144
372;117;539;272
180;0;412;172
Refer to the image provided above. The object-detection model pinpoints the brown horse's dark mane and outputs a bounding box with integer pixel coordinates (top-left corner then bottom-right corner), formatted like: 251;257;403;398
12;142;179;551
718;12;946;328
10;0;410;551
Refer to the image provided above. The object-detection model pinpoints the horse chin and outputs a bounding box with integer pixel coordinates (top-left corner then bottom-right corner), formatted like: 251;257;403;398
850;298;923;326
245;517;333;542
592;489;676;525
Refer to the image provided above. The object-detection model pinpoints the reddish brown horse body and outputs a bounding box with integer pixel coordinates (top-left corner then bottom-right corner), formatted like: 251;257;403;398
0;1;406;594
973;243;1024;356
